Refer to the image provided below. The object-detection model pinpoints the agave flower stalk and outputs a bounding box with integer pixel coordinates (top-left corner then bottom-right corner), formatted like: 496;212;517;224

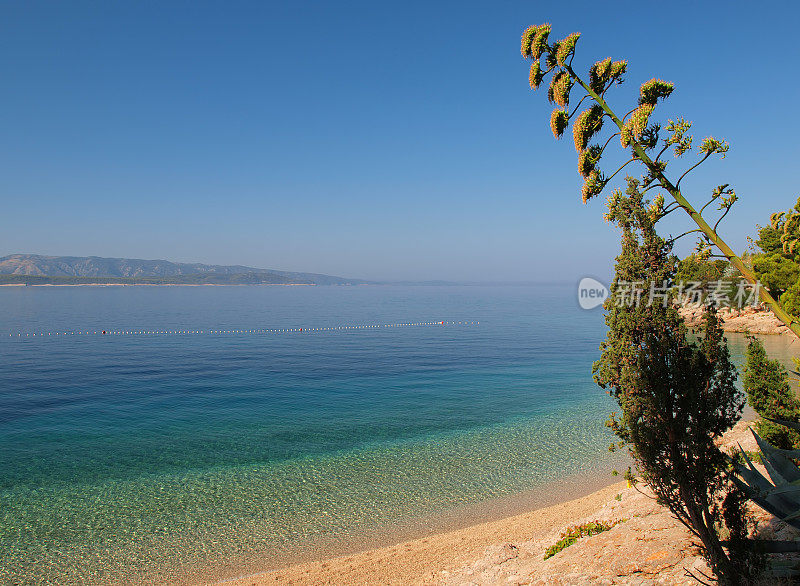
521;25;800;338
567;69;799;337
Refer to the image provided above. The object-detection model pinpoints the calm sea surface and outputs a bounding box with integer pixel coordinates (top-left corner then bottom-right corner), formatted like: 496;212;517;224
0;284;791;583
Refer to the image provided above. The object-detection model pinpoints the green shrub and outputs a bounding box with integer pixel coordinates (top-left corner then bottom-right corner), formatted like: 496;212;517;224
780;282;800;318
743;337;800;450
675;254;729;286
753;253;800;297
543;520;622;559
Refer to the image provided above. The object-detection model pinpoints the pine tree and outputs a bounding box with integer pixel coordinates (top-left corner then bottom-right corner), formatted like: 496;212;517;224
743;337;800;450
594;178;751;584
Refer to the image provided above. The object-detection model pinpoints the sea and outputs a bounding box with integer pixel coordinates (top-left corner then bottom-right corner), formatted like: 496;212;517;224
0;284;793;584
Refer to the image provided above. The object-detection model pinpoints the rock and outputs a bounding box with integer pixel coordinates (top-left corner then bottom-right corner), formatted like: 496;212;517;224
678;305;792;336
484;544;518;566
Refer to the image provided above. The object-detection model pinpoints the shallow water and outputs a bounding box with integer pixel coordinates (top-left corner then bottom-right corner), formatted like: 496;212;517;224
0;285;792;583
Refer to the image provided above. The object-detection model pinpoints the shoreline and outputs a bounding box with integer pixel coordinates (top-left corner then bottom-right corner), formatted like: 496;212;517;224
216;481;629;586
0;282;319;287
214;420;778;586
190;464;628;585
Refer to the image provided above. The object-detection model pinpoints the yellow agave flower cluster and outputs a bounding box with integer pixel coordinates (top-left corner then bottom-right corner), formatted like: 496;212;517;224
529;61;544;89
520;24;551;60
665;118;693;157
578;145;603;179
582;170;605;204
588;58;627;93
639;79;673;106
548;70;572;108
620;79;674;147
699;137;729;156
573;105;604;152
521;24;578;102
550;109;569;139
648;194;665;223
556;33;580;66
771;200;800;255
521;26;622;203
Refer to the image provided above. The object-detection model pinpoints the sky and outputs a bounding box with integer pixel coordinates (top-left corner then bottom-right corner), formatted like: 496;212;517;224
1;0;799;282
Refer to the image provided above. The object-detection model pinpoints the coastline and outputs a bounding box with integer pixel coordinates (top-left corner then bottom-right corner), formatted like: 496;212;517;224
215;419;792;586
0;282;319;287
192;464;627;586
217;481;628;586
203;330;798;586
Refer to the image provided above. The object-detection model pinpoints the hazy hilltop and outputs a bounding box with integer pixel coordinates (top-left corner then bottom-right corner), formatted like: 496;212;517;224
0;254;368;285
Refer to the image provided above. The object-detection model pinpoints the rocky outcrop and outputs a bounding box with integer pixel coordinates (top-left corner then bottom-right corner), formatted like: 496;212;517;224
679;305;792;336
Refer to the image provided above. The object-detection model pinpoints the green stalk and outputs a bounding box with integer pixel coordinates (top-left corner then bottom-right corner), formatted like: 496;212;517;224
568;66;800;339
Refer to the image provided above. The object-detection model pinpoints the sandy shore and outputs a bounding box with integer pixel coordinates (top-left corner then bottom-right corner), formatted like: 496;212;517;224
216;419;800;586
217;482;627;586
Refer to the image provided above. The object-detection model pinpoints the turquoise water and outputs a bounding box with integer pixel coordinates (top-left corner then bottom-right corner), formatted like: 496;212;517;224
0;285;781;584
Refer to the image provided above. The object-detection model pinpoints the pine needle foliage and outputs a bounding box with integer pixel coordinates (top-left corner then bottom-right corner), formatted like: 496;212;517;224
593;179;754;584
743;337;800;450
754;197;800;317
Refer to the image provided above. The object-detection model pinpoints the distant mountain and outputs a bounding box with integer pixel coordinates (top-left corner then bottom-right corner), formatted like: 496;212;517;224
0;254;369;285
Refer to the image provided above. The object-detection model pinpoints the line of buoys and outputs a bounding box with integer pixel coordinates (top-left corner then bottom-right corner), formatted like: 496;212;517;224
6;321;480;339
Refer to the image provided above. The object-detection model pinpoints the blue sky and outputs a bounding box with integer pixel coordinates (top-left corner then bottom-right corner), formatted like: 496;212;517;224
1;1;798;281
